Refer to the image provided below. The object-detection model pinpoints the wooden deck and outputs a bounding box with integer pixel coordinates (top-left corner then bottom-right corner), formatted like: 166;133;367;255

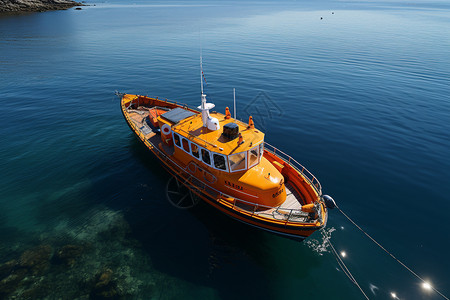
251;182;310;222
128;108;174;156
280;182;303;210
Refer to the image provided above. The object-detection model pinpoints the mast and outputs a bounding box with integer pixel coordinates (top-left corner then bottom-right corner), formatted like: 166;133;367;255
197;54;219;130
233;88;236;119
200;54;206;111
200;55;204;96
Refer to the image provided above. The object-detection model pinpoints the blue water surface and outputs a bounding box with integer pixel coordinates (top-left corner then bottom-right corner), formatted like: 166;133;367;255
1;1;449;299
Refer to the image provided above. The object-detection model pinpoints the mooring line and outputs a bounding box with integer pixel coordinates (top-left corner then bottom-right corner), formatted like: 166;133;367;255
335;204;449;300
323;230;370;299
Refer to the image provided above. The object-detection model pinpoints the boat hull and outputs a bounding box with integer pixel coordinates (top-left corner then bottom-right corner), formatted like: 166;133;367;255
119;94;328;241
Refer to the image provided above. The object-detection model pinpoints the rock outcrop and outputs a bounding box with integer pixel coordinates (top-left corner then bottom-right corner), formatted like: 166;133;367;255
54;244;85;267
0;0;83;13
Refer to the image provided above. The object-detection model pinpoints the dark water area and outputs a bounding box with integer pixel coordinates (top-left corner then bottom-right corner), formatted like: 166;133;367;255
1;1;449;299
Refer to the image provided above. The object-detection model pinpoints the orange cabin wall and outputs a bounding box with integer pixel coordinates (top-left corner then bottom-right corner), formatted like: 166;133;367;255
170;144;285;208
263;151;319;205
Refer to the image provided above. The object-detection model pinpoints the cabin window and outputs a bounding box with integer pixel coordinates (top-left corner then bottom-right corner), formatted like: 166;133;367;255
248;145;260;168
191;143;200;159
213;154;227;171
229;151;247;172
182;138;190;152
173;133;181;147
201;149;211;165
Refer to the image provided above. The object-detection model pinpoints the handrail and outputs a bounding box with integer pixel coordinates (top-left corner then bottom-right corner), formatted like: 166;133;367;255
263;142;322;196
125;94;194;111
121;100;323;224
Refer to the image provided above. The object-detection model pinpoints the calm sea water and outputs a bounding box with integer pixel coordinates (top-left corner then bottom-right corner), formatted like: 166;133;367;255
1;1;449;299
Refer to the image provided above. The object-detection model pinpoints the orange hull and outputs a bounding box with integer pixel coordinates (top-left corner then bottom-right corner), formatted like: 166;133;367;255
119;94;328;240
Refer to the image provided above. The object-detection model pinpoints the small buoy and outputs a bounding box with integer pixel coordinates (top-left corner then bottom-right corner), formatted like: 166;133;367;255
320;17;323;20
323;195;336;209
75;7;82;10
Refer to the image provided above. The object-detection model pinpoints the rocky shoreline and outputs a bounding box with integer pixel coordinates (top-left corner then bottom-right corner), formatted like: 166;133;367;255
0;0;83;13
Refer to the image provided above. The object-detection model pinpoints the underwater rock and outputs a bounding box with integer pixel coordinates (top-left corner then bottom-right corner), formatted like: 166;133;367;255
97;217;131;244
68;209;131;244
0;268;27;297
0;259;17;279
96;269;113;288
0;208;156;298
20;282;48;299
19;245;52;275
91;268;119;299
55;244;84;267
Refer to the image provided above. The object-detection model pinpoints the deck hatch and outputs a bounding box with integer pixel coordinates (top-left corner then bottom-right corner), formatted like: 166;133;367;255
161;107;196;124
223;122;239;140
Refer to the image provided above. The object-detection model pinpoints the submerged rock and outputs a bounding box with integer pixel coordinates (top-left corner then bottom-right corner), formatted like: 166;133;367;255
96;269;113;288
0;268;27;297
0;259;17;280
19;245;52;275
91;268;119;299
20;282;49;299
55;244;84;267
1;208;156;299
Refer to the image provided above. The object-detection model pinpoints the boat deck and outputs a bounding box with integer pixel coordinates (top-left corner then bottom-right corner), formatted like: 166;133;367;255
126;106;312;224
250;183;310;222
283;182;304;209
128;107;174;155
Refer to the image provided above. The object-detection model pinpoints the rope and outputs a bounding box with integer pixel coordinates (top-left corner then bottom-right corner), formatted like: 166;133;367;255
336;205;449;300
322;230;370;299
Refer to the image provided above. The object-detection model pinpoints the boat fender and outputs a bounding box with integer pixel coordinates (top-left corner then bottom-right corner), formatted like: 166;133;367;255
161;124;171;136
301;203;315;213
323;195;336;209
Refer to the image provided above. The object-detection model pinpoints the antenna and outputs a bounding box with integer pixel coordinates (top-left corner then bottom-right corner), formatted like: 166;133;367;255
233;88;236;119
200;54;204;95
197;55;219;130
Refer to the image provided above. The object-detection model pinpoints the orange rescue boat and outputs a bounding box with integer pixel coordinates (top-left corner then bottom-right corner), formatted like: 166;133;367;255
117;67;335;241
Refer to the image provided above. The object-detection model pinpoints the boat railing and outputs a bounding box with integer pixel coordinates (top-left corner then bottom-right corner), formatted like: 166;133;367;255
120;93;193;110
140;95;193;110
263;142;322;196
122;101;321;224
122;93;258;148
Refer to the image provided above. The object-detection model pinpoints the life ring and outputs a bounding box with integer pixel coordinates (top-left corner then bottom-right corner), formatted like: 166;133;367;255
161;124;171;136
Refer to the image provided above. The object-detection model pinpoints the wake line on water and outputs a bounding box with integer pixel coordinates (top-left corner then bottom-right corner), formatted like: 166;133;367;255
305;227;335;255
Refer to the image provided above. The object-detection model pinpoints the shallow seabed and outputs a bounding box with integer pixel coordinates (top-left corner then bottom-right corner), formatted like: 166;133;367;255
1;0;449;299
